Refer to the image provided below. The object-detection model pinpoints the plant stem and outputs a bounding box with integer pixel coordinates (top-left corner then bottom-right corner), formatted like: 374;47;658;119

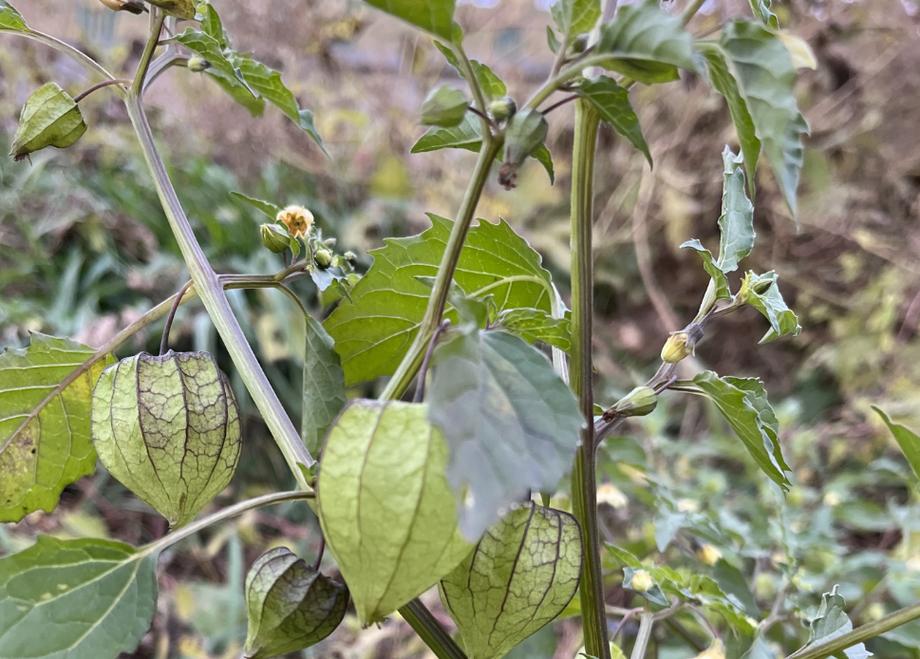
125;94;314;487
402;599;467;659
786;603;920;659
630;613;654;659
159;280;194;355
141;490;312;556
380;137;501;401
569;100;610;659
132;12;165;95
74;79;131;103
13;30;120;85
681;0;707;25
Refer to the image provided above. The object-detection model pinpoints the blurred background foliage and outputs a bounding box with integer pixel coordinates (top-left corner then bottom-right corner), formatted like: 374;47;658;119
2;0;920;657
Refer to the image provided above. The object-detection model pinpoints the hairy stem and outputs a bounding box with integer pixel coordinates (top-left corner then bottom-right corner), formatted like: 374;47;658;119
786;603;920;659
125;93;314;487
569;100;610;659
402;599;467;659
380;137;501;400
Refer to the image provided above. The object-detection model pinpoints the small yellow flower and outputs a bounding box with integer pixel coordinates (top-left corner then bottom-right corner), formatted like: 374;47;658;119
660;331;693;363
276;204;314;239
693;639;725;659
630;569;654;593
696;543;722;566
597;482;628;509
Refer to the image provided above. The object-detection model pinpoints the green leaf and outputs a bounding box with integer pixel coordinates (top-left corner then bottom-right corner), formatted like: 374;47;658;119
301;315;346;457
324;215;554;384
244;547;348;658
531;143;555;184
91;351;242;527
687;371;791;490
680;239;730;301
748;0;780;28
427;330;584;538
0;0;27;32
148;0;195;19
720;21;808;215
800;586;871;659
433;42;507;102
440;504;581;659
741;271;800;342
195;1;228;48
363;0;456;40
496;307;571;351
577;76;651;165
0;334;112;522
0;536;157;659
316;400;472;623
175;28;253;94
230;191;282;220
597;0;696;85
697;43;761;193
421;85;469;127
9;82;87;161
873;407;920;482
551;0;601;46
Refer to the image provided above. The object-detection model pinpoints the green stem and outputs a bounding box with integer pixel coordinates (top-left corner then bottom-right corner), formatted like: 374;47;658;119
125;95;314;487
402;599;467;659
13;29;120;85
132;12;165;95
380;137;501;400
569;100;610;659
141;490;312;556
786;603;920;659
630;613;654;659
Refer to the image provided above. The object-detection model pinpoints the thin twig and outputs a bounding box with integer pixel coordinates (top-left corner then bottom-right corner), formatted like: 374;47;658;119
413;320;450;403
312;536;326;572
74;79;131;103
467;105;496;129
159;280;194;355
542;94;580;115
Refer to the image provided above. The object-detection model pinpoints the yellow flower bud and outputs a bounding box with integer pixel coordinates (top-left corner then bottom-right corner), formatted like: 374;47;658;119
696;543;722;566
630;569;654;593
276;205;314;239
97;0;146;13
314;248;333;268
660;331;693;363
693;639;725;659
596;482;628;509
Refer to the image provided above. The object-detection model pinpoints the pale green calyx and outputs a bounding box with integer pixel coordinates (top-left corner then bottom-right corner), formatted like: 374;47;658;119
91;351;241;527
244;547;348;659
421;85;468;127
499;108;548;189
612;385;658;418
260;223;290;253
10;82;87;161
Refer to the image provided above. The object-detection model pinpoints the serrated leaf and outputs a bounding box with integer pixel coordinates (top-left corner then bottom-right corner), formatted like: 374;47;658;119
363;0;456;40
427;330;584;538
0;0;27;32
324;215;553;384
244;547;348;658
230;191;282;220
497;307;571;351
742;271;800;342
799;586;872;659
577;76;651;165
9;82;87;161
0;334;112;522
301;315;345;457
698;43;760;195
748;0;779;28
195;1;228;48
317;400;472;623
91;351;241;527
440;504;581;659
551;0;601;46
687;371;791;490
0;536;157;659
597;0;696;85
873;407;920;482
720;21;809;215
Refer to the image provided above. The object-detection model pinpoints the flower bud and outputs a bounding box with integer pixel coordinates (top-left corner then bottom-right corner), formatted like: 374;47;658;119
276;205;314;239
187;55;211;72
630;569;654;593
10;83;86;162
612;385;658;418
570;34;589;54
343;250;357;263
146;0;195;19
488;96;517;123
420;86;468;127
696;543;722;566
97;0;146;13
260;223;290;253
91;351;241;527
499;108;548;190
314;248;333;268
660;331;693;364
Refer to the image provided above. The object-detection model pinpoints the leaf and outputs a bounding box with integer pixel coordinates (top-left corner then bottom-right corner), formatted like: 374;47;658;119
301;315;346;457
720;21;809;215
531;143;555;184
687;371;791;490
597;0;696;85
324;215;554;384
0;334;112;522
9;82;87;161
421;85;469;127
748;0;779;28
175;28;252;94
496;308;571;351
316;400;472;623
427;330;584;538
0;536;157;659
148;0;195;19
741;271;800;342
412;113;482;153
697;44;761;194
91;351;241;527
577;76;651;165
440;504;582;659
0;0;27;32
776;31;817;70
363;0;456;40
873;407;920;482
680;239;730;301
195;1;228;48
800;586;872;659
433;41;507;102
551;0;601;46
244;547;348;658
741;634;778;659
230;191;282;220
